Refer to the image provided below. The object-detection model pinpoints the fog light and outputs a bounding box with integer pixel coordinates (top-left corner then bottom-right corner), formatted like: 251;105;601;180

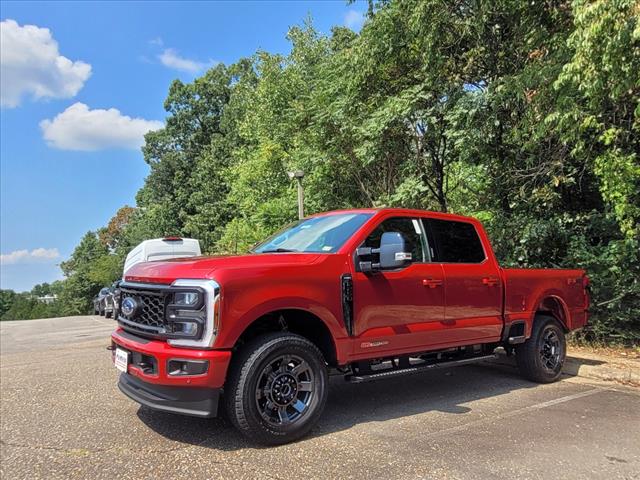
167;359;209;376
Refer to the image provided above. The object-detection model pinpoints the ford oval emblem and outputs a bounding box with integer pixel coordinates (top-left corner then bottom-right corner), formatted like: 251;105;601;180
121;297;137;317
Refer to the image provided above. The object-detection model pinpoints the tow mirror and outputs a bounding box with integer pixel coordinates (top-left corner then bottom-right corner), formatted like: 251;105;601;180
379;232;412;269
357;231;412;272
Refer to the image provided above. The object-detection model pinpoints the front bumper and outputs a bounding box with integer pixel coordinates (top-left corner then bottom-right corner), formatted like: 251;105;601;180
118;373;220;418
111;328;232;417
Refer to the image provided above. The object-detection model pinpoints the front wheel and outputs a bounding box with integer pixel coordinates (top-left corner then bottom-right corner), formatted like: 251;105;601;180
516;316;566;383
225;332;328;445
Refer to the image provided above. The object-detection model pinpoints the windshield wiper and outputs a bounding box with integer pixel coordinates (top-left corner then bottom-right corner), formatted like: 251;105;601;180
260;248;298;253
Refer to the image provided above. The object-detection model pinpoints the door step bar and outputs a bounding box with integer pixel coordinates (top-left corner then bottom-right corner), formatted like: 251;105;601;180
345;354;498;383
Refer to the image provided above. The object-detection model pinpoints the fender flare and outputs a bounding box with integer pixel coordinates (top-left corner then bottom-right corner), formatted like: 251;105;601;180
222;296;345;362
529;291;572;333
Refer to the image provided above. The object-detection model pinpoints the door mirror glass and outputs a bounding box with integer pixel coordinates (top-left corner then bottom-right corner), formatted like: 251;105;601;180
379;231;412;269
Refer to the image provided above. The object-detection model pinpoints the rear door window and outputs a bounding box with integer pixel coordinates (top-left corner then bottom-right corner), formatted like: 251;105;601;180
428;219;485;263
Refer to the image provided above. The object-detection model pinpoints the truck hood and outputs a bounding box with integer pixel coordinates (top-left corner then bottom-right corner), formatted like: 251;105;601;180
124;252;325;285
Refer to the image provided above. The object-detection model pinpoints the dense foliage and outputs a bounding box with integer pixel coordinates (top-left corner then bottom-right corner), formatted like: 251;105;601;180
9;0;638;342
1;282;64;320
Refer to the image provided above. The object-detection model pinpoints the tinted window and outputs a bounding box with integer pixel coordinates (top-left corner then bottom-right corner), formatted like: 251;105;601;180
429;219;485;263
362;217;426;262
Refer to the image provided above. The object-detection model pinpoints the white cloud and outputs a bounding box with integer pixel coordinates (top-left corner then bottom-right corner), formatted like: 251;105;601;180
0;19;92;108
1;248;60;265
39;102;163;151
158;48;213;74
149;36;164;46
344;10;365;30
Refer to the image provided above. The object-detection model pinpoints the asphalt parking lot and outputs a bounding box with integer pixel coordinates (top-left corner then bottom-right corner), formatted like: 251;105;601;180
1;316;639;480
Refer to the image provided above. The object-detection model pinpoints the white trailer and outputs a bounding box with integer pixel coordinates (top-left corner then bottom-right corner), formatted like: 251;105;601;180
123;237;201;275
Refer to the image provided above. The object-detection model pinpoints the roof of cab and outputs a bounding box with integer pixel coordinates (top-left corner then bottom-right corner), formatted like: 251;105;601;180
308;207;480;224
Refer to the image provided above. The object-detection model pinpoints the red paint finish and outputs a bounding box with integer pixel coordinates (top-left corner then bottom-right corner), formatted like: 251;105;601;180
111;328;231;388
116;208;589;387
502;267;589;335
352;262;446;356
441;262;503;343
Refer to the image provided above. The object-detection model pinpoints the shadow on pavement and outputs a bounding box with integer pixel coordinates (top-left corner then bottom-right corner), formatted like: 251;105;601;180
562;354;605;370
137;362;538;450
489;352;606;378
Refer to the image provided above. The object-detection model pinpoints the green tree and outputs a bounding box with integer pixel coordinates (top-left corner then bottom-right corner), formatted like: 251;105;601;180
0;290;17;318
43;1;639;341
554;0;639;239
58;232;110;315
139;64;241;251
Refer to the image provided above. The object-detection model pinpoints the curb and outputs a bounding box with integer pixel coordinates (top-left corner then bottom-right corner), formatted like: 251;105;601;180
563;354;640;387
489;351;640;387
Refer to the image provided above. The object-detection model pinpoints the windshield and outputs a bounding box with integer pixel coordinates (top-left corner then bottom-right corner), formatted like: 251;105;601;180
253;213;373;254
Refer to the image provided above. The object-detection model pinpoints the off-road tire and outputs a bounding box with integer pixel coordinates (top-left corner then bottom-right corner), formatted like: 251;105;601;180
225;332;328;445
516;315;566;383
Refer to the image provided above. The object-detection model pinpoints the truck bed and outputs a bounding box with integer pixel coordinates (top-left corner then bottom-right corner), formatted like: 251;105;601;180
502;267;589;334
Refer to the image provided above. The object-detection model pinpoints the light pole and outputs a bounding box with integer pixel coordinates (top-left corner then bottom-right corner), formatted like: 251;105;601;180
288;170;305;219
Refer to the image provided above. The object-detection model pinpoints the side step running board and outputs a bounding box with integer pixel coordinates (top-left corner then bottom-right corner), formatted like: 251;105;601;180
345;354;498;383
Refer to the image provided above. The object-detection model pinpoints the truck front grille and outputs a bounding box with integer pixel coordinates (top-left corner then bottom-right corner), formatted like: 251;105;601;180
117;286;168;337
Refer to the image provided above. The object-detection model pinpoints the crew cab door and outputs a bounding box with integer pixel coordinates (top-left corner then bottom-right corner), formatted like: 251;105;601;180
426;218;503;343
351;217;446;358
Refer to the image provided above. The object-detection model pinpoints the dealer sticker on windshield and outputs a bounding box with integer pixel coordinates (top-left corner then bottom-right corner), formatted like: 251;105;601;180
114;348;129;373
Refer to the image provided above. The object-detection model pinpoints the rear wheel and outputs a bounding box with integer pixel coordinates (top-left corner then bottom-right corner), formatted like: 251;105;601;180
225;332;328;445
516;316;566;383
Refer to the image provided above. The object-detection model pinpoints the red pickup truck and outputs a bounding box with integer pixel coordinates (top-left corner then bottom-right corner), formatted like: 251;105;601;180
111;208;589;444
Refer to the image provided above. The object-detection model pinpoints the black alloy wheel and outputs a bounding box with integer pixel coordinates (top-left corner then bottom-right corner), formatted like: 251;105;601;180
516;315;566;383
225;332;328;445
255;354;315;426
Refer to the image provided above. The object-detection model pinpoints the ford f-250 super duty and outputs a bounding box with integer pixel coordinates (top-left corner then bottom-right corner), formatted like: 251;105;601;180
110;208;589;444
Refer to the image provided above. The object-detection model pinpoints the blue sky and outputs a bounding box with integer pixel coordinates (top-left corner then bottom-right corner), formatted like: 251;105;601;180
0;1;366;292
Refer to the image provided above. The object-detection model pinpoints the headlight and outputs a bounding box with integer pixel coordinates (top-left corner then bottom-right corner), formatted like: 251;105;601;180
167;279;220;348
174;291;200;306
174;320;199;336
166;288;205;340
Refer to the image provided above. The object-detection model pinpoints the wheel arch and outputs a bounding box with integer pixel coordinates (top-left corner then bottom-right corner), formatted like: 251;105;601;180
533;294;571;332
231;308;339;367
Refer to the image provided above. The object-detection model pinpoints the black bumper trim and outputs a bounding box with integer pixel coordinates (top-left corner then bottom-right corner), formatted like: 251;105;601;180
118;373;220;418
115;330;151;344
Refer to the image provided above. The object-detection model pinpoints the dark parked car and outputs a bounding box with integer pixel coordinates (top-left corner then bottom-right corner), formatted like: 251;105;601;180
109;281;121;318
93;288;110;316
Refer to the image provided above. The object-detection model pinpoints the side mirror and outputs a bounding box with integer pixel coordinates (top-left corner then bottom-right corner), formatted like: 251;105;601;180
379;232;412;269
357;232;412;272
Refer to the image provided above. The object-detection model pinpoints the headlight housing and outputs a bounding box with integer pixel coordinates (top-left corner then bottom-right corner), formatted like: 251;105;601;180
165;287;206;340
167;279;220;348
173;291;201;306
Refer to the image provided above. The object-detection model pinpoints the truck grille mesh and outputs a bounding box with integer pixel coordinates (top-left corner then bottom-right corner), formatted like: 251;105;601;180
118;287;167;335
